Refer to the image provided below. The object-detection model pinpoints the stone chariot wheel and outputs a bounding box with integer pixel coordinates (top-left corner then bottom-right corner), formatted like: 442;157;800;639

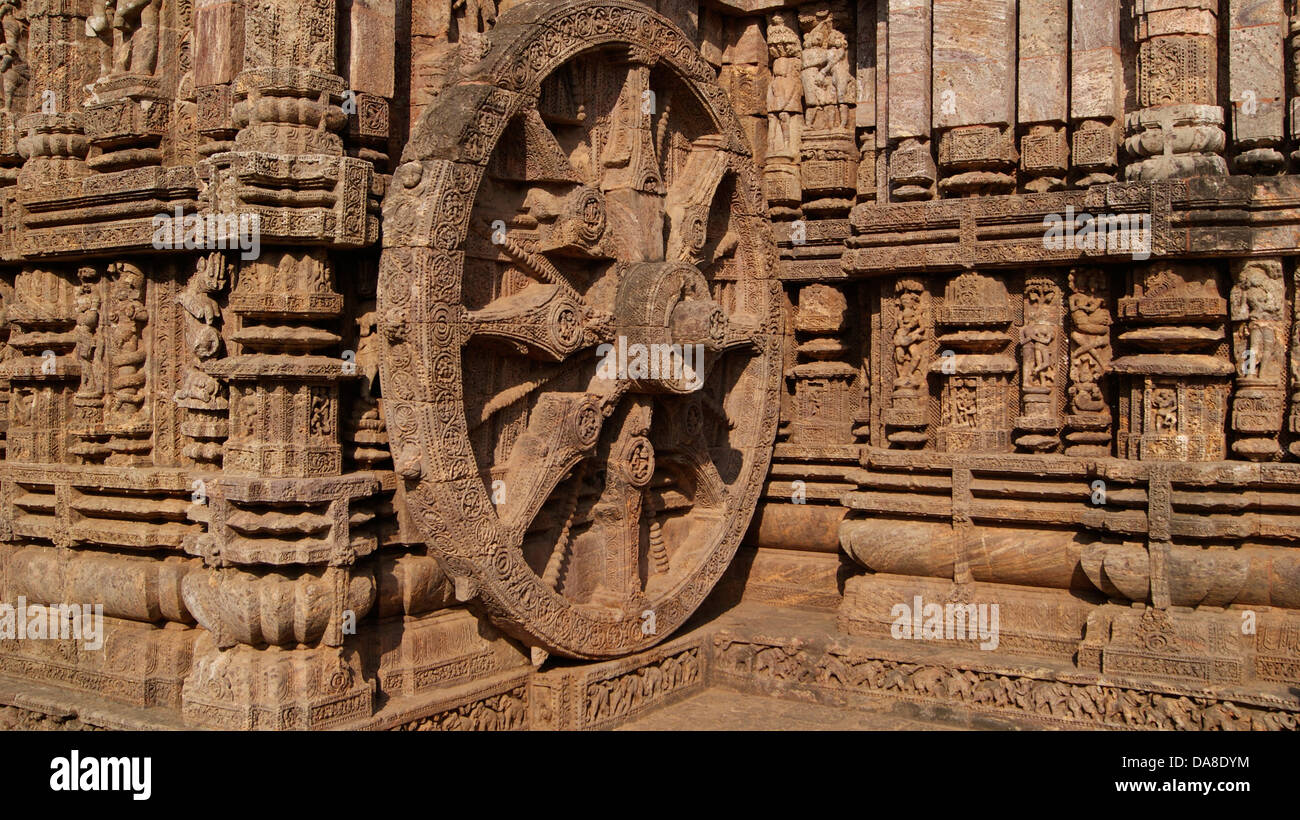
378;0;782;659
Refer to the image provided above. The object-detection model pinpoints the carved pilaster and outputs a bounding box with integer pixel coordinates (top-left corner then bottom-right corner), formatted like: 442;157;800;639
886;0;934;201
1019;0;1069;192
1070;0;1123;186
786;283;855;445
1227;0;1286;174
933;0;1017;197
1290;2;1300;164
341;0;394;171
1113;262;1232;461
68;264;109;462
103;261;151;462
1125;0;1228;180
0;266;78;464
853;1;877;204
174;251;228;465
932;272;1016;453
17;0;94;188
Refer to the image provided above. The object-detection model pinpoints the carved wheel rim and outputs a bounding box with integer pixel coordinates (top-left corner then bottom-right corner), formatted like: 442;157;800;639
378;0;781;659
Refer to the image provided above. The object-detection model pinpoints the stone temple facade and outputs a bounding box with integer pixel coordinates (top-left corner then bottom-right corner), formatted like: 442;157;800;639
0;0;1297;731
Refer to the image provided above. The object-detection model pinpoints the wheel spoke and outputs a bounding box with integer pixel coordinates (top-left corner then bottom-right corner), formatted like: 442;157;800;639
599;58;667;262
664;138;730;264
589;397;655;607
464;283;612;361
496;392;606;546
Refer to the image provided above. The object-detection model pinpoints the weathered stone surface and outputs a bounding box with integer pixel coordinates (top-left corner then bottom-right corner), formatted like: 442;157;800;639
0;0;1298;734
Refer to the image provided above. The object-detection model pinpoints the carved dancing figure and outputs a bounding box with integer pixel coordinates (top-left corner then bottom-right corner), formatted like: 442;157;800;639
892;290;927;390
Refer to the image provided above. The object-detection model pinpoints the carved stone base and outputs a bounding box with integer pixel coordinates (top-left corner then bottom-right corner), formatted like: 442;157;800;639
840;574;1095;663
181;635;374;729
0;613;198;708
711;607;1299;729
527;635;705;729
370;608;529;698
1078;604;1251;686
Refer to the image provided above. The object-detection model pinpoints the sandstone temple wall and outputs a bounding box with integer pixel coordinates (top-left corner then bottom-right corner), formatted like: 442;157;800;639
0;0;1295;730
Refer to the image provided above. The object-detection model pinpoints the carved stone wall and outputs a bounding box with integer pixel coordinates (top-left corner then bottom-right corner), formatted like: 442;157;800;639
0;0;1298;731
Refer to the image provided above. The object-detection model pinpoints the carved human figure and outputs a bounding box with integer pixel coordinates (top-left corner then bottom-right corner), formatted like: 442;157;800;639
1022;324;1056;388
798;10;851;130
175;254;226;407
86;0;114;78
74;267;102;398
1230;262;1285;382
86;0;160;80
823;26;853;130
1067;275;1113;417
1151;388;1178;433
951;380;977;428
109;264;148;421
766;13;803;157
799;11;835;110
0;0;26;113
0;43;23;112
892;289;927;390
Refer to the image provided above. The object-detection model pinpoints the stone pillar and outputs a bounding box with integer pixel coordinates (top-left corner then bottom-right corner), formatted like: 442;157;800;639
886;0;934;201
183;249;379;729
1229;258;1289;459
932;272;1016;453
1018;0;1070;192
1125;0;1228;180
342;0;395;170
1070;0;1123;186
854;0;877;203
932;0;1017;197
1289;3;1300;164
1113;262;1233;461
193;0;242;158
17;0;95;188
1227;0;1286;173
181;0;380;729
786;284;856;445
